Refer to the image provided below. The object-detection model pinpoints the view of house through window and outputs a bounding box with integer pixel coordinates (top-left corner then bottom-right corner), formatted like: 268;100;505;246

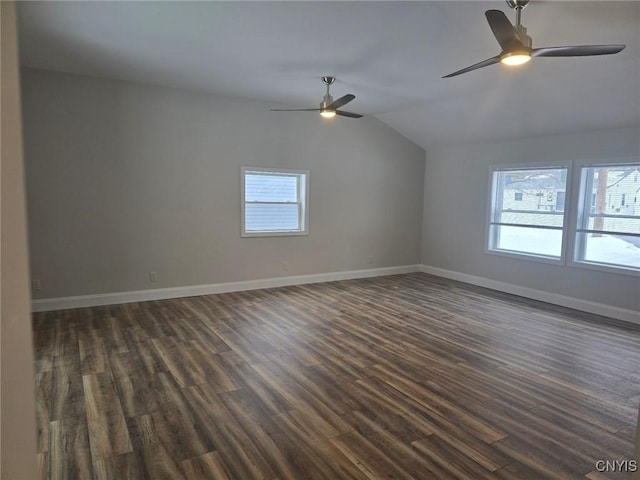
575;164;640;271
488;167;568;258
488;162;640;273
241;167;309;237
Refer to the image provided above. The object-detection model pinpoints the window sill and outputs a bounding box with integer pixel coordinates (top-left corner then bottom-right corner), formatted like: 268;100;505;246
569;259;640;277
485;247;564;266
241;230;308;238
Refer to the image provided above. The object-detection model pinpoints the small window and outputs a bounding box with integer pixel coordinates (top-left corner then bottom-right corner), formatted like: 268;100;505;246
574;164;640;272
241;167;309;237
488;166;569;260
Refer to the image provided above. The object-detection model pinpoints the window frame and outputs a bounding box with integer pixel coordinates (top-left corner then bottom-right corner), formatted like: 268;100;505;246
240;166;310;238
568;160;640;277
485;162;572;265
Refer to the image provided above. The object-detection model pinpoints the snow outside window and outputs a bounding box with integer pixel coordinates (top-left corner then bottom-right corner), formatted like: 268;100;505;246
574;164;640;272
241;167;309;237
488;166;569;260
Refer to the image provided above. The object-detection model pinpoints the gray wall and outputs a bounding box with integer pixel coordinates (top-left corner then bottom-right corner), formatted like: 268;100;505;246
22;68;425;299
422;127;640;312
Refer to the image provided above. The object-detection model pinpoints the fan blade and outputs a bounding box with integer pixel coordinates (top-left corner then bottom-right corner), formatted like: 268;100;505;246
443;55;501;78
335;110;363;118
532;44;625;57
485;10;523;50
328;94;355;110
270;108;321;111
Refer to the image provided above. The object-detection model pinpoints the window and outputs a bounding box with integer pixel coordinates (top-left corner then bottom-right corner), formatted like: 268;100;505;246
574;164;640;271
241;167;309;237
488;166;569;259
487;161;640;274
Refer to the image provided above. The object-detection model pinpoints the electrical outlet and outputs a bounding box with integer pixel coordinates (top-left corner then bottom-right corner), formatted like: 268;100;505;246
367;255;374;265
282;261;289;272
31;279;42;291
149;271;158;282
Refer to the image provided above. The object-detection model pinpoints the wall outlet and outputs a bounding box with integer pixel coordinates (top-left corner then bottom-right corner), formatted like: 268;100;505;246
31;279;42;291
149;271;158;282
367;255;374;265
282;261;289;272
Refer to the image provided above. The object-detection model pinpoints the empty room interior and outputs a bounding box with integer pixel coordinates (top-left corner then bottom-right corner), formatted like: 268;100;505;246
3;1;640;479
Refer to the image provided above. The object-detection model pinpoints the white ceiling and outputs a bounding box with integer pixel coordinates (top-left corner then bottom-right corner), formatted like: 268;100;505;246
16;1;640;149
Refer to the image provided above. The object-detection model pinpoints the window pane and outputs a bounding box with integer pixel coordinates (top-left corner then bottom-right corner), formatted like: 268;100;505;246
499;168;567;213
245;174;298;202
575;164;640;271
578;233;640;269
245;204;299;231
586;166;638;211
489;166;568;259
493;225;563;257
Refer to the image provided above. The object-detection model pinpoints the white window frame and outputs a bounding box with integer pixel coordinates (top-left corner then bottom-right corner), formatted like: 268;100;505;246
486;162;571;265
568;159;640;277
241;166;310;237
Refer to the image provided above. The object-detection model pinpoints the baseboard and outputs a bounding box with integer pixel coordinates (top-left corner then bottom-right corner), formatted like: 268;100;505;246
31;264;421;312
420;265;640;326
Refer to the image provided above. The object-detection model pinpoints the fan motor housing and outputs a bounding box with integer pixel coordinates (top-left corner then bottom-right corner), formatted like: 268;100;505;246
515;25;532;48
320;94;334;110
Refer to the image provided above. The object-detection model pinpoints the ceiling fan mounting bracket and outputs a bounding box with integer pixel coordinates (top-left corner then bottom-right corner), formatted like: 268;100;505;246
321;76;335;86
321;76;335;109
506;0;530;26
506;0;530;10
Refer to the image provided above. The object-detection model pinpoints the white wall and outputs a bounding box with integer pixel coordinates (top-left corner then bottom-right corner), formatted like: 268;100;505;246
21;68;425;300
1;2;38;478
422;127;640;317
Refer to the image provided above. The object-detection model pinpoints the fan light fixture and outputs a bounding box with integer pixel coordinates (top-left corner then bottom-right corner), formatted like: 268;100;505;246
270;76;363;118
501;51;531;65
442;0;625;78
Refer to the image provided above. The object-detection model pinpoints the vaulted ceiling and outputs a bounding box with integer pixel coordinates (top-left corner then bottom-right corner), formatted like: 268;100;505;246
17;1;640;149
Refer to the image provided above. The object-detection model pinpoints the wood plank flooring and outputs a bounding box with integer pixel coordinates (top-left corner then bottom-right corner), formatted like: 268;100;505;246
32;273;640;479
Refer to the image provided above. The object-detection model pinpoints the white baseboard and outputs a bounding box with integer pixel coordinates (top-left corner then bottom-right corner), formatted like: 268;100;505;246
31;264;640;325
31;264;421;312
420;265;640;326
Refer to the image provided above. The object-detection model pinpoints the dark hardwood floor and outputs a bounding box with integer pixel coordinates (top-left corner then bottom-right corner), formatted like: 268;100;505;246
32;273;640;479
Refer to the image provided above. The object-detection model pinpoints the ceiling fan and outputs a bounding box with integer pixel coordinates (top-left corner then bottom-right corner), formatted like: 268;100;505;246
443;0;626;78
270;76;363;119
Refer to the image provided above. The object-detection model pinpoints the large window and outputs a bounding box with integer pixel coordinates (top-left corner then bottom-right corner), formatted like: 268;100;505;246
241;167;309;237
488;166;569;260
574;164;640;272
487;161;640;274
